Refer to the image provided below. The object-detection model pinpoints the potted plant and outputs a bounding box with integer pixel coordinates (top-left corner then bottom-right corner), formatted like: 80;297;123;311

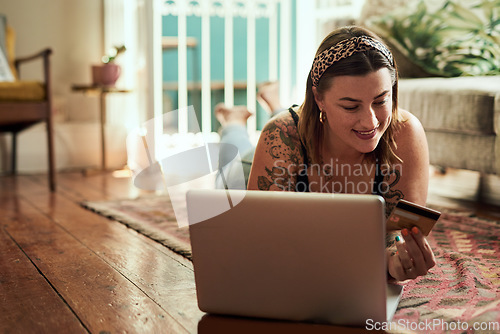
92;45;126;87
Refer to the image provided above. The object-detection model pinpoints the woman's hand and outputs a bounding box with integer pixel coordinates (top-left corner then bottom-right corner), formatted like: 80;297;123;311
387;227;436;281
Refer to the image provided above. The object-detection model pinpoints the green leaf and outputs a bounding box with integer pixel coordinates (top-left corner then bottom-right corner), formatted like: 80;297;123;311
444;2;484;25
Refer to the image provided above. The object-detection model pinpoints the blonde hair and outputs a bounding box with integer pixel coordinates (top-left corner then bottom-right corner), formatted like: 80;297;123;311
298;26;403;166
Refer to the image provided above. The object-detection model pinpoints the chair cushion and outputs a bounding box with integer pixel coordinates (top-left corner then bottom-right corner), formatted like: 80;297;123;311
398;76;500;135
0;80;45;101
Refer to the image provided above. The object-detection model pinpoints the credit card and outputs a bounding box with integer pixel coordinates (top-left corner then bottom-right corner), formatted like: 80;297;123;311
386;199;441;236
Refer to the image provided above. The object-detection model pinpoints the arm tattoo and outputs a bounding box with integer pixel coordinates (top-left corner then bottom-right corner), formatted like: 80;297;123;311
380;168;404;218
257;166;289;190
379;168;406;252
256;115;303;191
385;231;399;252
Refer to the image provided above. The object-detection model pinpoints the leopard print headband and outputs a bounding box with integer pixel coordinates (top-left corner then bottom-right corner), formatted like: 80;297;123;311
310;36;394;87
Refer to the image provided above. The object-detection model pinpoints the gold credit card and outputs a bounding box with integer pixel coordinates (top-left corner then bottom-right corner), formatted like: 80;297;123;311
386;199;441;236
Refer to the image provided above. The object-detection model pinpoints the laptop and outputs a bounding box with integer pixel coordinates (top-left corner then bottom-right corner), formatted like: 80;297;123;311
186;189;403;327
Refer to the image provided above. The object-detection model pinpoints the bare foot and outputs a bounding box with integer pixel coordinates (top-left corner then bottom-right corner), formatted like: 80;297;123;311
257;81;282;115
215;103;253;126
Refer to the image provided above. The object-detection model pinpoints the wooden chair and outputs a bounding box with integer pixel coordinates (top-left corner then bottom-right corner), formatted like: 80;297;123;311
0;19;55;191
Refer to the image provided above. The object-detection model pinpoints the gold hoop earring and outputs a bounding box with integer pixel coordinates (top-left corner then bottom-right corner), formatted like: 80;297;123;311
319;110;326;124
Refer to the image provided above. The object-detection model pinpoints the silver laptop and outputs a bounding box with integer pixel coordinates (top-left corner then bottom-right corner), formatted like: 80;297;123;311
186;189;403;327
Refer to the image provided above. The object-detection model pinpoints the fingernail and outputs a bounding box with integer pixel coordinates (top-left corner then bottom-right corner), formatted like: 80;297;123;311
412;226;419;234
402;228;409;237
395;235;401;242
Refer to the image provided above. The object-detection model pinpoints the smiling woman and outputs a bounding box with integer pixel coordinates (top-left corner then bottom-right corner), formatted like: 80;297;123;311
247;25;435;282
247;26;407;197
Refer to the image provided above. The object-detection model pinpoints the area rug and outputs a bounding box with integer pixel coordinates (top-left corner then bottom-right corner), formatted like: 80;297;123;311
81;195;192;259
82;196;500;332
390;209;500;334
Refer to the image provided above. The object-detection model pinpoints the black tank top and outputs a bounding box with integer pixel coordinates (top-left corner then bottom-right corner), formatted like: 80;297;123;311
288;107;385;196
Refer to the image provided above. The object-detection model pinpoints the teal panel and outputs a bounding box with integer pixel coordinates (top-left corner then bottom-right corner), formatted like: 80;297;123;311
161;0;297;131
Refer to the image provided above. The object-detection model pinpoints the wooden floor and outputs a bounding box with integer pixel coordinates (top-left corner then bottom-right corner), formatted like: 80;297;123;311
426;167;500;220
0;172;202;333
1;168;499;333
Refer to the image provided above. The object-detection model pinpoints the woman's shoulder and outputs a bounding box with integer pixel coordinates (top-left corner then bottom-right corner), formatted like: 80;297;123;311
384;109;429;206
263;107;297;130
260;107;302;145
392;108;429;171
394;109;426;147
248;107;304;190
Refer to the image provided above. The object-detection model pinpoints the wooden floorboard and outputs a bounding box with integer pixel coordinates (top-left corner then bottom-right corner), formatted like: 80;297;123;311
38;171;139;202
0;226;87;333
1;168;498;334
0;173;200;333
426;167;500;220
2;180;189;333
21;174;202;331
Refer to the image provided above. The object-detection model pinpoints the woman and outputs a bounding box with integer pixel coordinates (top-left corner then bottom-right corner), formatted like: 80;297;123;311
247;26;436;281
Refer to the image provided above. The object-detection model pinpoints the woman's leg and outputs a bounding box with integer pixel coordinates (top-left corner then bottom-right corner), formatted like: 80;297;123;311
216;103;254;164
215;84;284;188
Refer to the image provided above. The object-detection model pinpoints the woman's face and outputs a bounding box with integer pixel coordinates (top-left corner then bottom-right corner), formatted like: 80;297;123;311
313;68;393;157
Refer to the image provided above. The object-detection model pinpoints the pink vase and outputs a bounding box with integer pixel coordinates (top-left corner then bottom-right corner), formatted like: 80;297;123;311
92;63;121;87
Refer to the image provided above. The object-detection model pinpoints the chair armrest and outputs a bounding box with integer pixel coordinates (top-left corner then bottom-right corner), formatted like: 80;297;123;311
13;48;53;103
14;48;53;80
14;48;53;67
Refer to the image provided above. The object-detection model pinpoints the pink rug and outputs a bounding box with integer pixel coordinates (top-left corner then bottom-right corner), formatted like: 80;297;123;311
82;196;500;331
391;210;500;333
82;195;192;259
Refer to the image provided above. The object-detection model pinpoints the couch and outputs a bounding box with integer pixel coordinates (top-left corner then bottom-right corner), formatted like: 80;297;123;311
398;76;500;175
357;0;500;175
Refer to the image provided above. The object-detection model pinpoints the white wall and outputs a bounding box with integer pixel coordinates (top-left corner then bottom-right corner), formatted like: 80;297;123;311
0;0;131;172
1;0;103;119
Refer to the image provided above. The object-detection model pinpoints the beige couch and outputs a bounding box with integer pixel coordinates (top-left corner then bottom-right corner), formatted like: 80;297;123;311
398;76;500;175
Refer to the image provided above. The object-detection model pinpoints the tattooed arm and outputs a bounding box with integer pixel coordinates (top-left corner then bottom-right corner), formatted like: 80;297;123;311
385;109;435;281
247;111;304;191
386;109;429;208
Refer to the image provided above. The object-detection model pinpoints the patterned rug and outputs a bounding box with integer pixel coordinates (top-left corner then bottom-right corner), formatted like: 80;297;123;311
390;209;500;333
81;196;500;332
81;195;192;259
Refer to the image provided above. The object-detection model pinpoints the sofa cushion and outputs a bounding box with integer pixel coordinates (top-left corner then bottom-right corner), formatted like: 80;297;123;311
0;80;45;101
425;132;497;174
398;76;500;135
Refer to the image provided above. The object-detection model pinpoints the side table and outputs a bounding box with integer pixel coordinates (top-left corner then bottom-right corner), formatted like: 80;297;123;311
71;84;131;171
